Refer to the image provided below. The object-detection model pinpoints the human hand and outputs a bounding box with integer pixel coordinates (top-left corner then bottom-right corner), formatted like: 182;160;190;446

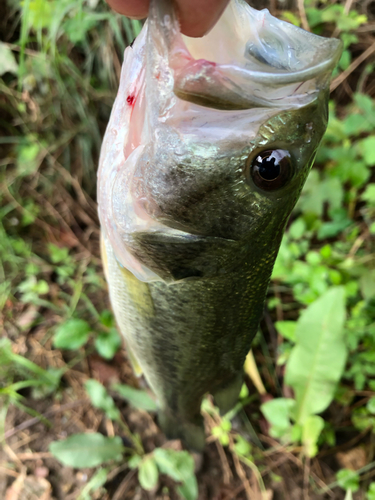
105;0;230;37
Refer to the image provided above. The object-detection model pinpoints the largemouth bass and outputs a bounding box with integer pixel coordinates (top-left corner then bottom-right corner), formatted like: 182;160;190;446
98;0;341;450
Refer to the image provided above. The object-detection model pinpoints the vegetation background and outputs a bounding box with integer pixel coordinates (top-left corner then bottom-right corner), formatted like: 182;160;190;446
1;0;375;498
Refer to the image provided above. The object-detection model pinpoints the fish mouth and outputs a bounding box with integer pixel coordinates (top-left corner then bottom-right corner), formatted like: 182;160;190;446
151;0;342;110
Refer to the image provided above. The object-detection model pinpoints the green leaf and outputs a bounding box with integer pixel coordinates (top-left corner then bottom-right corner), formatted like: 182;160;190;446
153;448;194;482
0;42;18;75
77;468;108;500
360;270;375;301
317;218;352;240
275;321;297;342
337;469;359;493
361;184;375;208
53;319;90;350
285;287;347;424
99;310;115;328
49;433;124;468
48;244;70;264
343;113;372;136
63;15;98;44
85;379;120;421
289;218;306;240
112;383;157;412
281;11;301;26
358;136;375;166
233;435;252;457
261;398;295;439
138;457;159;491
338;50;351;71
367;397;375;415
177;475;199;500
128;455;142;469
367;482;375;500
17;141;41;175
94;328;122;360
302;415;324;457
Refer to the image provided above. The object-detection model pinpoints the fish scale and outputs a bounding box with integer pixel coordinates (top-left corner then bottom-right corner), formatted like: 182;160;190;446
102;232;275;449
98;0;342;449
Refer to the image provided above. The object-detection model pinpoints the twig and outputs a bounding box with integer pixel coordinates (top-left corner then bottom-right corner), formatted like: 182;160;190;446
0;466;19;478
215;439;233;485
298;0;310;32
4;399;89;440
303;456;310;500
16;452;52;460
112;469;137;500
231;448;254;500
259;435;334;497
317;460;375;494
331;41;375;92
348;231;368;258
344;0;355;15
331;0;356;38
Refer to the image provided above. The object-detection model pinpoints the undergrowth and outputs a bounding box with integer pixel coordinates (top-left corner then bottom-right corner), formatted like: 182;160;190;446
1;0;375;499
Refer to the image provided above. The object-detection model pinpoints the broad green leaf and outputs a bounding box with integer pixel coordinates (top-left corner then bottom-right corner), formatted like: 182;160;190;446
302;415;324;457
360;270;375;301
153;448;194;482
0;42;18;75
367;397;375;414
289;218;306;240
138;457;158;491
361;184;375;208
85;379;120;421
281;11;301;27
48;244;70;264
285;287;347;424
94;328;122;360
99;310;115;328
233;436;252;457
128;455;142;469
337;469;359;493
112;383;157;412
17;141;41;175
177;475;199;500
53;319;90;350
357;137;375;166
261;398;295;439
275;321;297;342
367;482;375;500
49;433;124;468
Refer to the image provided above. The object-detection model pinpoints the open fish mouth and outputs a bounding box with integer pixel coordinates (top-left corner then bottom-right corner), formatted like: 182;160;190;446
150;0;342;110
98;0;342;284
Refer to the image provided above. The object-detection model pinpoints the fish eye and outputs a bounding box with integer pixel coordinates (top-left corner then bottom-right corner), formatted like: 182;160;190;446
247;149;293;191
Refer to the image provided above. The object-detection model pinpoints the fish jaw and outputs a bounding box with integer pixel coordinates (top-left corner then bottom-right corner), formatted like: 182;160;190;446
153;0;342;110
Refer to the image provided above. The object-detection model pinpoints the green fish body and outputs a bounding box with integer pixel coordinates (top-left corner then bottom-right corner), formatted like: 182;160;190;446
98;0;342;450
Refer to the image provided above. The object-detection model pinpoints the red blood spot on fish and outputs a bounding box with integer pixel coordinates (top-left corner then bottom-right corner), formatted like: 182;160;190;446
127;94;135;105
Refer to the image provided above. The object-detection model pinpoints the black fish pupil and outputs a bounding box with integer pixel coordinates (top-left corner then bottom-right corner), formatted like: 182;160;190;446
256;154;280;181
248;148;292;191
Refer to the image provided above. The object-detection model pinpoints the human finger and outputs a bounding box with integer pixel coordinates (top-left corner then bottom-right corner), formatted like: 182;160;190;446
105;0;230;37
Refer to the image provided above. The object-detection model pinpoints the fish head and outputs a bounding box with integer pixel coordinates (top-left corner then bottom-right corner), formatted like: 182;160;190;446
98;0;342;282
